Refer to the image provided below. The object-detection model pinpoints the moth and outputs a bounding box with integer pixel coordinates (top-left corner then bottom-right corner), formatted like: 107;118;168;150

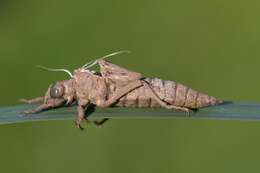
21;51;223;129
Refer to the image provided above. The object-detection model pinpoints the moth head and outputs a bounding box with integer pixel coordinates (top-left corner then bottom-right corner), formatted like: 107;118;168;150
44;80;75;105
50;83;65;98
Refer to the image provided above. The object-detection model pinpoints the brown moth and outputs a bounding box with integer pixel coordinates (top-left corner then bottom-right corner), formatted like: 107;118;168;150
21;51;223;129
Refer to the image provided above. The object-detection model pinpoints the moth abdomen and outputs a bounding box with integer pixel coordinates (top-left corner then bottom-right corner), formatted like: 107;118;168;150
147;78;223;109
115;78;223;109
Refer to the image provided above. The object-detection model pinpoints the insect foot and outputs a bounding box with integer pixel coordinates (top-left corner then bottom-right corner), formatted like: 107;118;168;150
75;105;89;130
20;98;33;104
165;105;194;116
22;110;34;116
19;97;44;104
75;120;85;131
164;105;191;112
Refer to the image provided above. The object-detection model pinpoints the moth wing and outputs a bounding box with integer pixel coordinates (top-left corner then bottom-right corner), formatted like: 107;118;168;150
98;59;142;84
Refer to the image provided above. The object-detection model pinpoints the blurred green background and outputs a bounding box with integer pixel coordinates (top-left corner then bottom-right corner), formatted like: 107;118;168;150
1;0;260;172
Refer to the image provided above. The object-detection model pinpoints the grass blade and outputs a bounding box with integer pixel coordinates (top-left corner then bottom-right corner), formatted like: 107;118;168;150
0;102;260;124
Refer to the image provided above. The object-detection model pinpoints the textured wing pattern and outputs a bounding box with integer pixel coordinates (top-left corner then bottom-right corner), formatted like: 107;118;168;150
98;60;142;85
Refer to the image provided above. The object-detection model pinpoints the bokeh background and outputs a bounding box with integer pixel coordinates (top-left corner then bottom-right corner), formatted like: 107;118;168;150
1;0;260;172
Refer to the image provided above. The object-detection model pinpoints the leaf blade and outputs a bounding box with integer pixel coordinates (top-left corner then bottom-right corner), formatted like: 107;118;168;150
0;102;260;124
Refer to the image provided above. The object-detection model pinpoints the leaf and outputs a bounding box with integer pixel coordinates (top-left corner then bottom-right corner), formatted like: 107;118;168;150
0;102;260;124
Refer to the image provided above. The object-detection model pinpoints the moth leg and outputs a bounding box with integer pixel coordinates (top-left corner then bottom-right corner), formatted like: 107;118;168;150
92;80;142;128
97;80;143;107
23;99;65;115
20;97;44;104
23;104;51;115
76;105;87;130
142;81;192;113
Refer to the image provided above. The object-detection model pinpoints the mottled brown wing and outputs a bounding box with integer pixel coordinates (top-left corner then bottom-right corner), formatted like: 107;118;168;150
98;59;142;84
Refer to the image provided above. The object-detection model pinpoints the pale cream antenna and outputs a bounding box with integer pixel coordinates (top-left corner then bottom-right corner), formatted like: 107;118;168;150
37;65;73;78
82;50;131;69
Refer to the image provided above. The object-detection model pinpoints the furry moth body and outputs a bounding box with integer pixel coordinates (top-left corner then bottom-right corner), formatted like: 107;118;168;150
22;55;223;129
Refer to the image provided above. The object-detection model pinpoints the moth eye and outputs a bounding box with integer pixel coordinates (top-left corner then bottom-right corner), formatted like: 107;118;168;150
50;84;64;98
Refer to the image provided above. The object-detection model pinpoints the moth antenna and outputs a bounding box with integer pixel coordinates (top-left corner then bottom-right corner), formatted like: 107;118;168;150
37;65;73;78
82;50;131;69
82;60;95;69
101;50;131;60
83;60;98;69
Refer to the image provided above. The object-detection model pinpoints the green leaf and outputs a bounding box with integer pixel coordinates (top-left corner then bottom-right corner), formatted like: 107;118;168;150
0;102;260;124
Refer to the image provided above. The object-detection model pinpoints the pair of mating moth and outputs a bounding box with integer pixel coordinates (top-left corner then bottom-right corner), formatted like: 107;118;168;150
22;51;223;129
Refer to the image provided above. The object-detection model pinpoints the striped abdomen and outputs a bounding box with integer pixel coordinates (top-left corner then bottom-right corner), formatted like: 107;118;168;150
115;78;223;108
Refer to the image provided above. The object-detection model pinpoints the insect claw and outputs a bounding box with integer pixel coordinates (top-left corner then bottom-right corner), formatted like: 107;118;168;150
19;98;30;104
79;125;84;131
21;110;34;117
185;109;196;117
75;121;84;131
66;96;74;105
66;100;70;105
